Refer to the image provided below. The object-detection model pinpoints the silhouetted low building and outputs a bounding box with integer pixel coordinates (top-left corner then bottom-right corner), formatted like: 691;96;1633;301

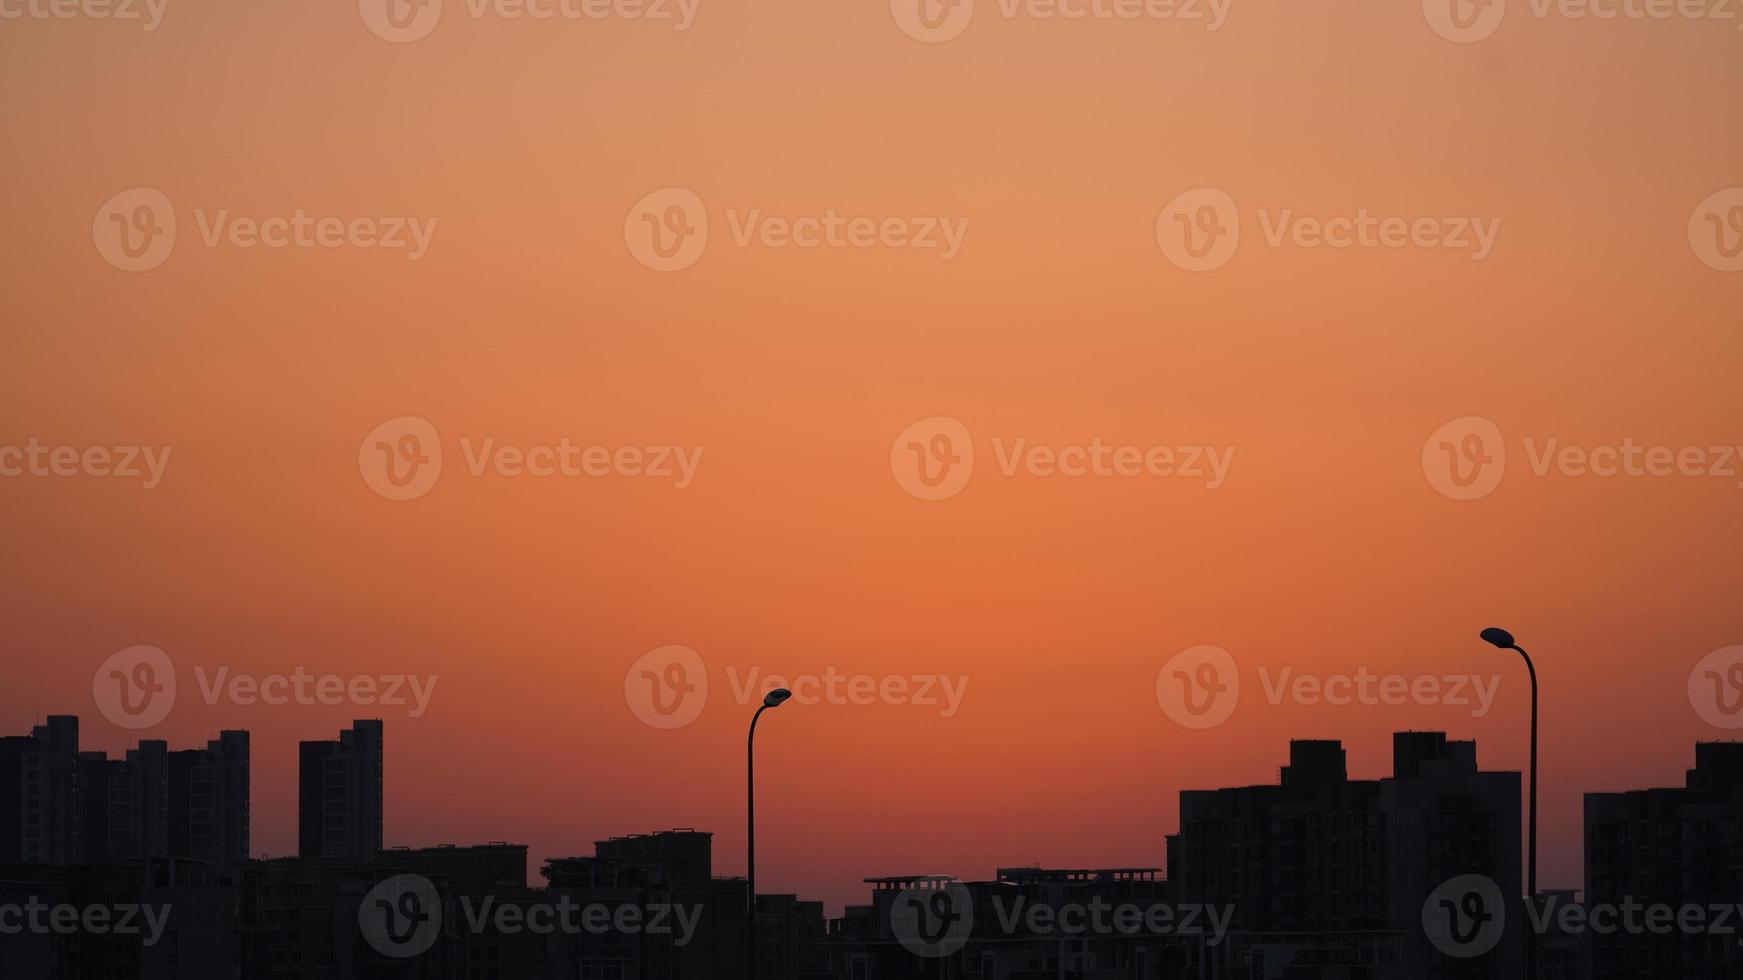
0;856;240;978
168;731;250;870
827;867;1195;979
1585;741;1743;980
298;720;383;861
1166;732;1523;979
0;716;83;865
586;829;750;979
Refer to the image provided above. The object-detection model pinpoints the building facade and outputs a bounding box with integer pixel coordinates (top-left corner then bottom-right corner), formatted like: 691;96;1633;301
298;720;383;861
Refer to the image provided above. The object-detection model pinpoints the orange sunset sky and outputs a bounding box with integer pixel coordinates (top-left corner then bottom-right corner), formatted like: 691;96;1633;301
3;0;1742;912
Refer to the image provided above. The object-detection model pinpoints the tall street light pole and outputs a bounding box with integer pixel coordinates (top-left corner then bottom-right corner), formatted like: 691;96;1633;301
1480;627;1537;980
747;687;792;980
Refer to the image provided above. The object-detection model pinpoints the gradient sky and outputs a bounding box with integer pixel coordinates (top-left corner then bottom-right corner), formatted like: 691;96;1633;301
3;0;1742;913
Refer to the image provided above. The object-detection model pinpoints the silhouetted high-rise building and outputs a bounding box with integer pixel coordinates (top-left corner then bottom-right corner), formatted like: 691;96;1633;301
1167;731;1523;978
585;830;750;979
831;867;1183;979
3;720;251;870
78;740;168;863
0;716;83;864
298;720;382;860
1585;741;1743;979
168;730;249;868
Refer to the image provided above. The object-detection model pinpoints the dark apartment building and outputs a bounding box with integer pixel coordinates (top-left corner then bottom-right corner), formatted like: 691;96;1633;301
0;856;242;978
78;739;168;862
168;730;250;869
237;831;769;979
1166;732;1523;979
589;829;759;979
298;719;383;860
1585;741;1743;980
827;867;1187;979
1;718;251;872
0;715;82;864
239;843;530;979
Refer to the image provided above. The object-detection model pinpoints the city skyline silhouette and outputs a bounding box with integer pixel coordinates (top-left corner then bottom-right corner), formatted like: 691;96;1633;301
9;0;1743;974
6;709;1741;976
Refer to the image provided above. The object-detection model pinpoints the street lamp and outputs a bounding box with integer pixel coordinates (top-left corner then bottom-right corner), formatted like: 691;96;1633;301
1480;627;1537;980
747;688;792;980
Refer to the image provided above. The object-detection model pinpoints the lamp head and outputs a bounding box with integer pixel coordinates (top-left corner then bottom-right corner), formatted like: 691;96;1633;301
1479;627;1517;649
762;688;792;708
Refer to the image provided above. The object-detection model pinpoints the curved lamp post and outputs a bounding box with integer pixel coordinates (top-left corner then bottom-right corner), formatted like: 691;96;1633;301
1480;627;1537;980
747;688;792;980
